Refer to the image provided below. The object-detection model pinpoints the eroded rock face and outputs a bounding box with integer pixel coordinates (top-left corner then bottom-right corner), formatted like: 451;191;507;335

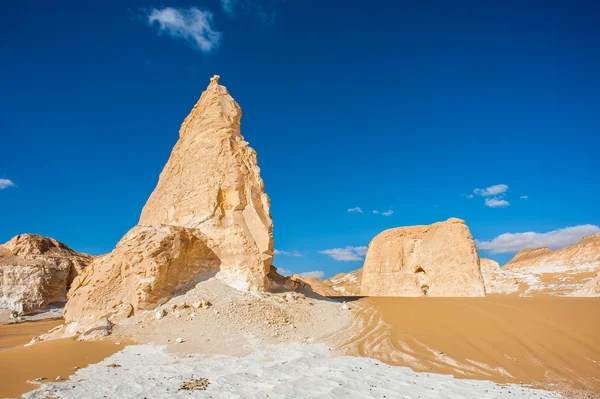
480;258;519;295
360;218;486;297
64;226;220;332
324;269;363;296
0;234;92;314
499;233;600;296
138;75;273;291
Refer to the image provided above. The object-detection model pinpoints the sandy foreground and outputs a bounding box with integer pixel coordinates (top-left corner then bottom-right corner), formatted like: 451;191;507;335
1;278;599;398
333;296;600;398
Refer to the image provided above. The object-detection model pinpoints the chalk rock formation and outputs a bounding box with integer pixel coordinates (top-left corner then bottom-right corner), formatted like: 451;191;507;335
503;233;600;271
500;233;600;296
360;218;486;297
64;226;220;332
480;258;519;295
57;76;275;336
324;268;363;296
0;234;92;314
138;75;273;291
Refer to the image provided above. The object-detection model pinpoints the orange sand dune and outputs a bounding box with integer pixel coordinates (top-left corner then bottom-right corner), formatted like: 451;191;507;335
0;321;124;398
335;296;600;396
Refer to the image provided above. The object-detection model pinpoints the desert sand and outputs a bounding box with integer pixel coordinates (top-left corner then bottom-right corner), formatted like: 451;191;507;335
0;320;125;398
333;296;600;398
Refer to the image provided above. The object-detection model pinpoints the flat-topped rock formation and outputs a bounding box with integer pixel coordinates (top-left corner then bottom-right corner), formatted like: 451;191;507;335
0;234;92;314
57;76;276;336
360;218;486;297
139;75;273;292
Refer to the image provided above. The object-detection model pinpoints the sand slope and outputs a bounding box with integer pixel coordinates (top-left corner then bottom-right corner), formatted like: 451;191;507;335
333;297;600;397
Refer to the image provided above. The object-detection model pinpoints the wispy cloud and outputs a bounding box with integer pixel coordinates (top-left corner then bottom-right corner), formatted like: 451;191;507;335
274;249;302;257
347;207;363;213
220;0;282;24
147;7;221;52
473;184;508;197
520;195;528;199
299;271;325;279
373;209;394;216
221;0;235;15
0;179;15;190
462;193;475;199
476;224;600;254
485;197;510;208
319;246;368;261
276;267;291;276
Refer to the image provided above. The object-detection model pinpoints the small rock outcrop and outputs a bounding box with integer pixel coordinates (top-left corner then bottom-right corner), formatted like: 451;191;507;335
360;218;486;297
324;268;363;296
0;234;92;314
63;226;220;333
138;75;273;291
480;258;519;295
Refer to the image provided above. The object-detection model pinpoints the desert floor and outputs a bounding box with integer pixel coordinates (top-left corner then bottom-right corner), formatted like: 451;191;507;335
1;289;598;398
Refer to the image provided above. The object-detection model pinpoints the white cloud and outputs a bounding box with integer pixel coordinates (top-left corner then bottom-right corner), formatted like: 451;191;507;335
275;267;291;276
485;197;510;208
462;193;475;199
476;224;600;254
0;179;15;189
274;249;302;257
373;209;394;216
347;207;363;213
147;7;221;52
299;271;325;279
319;246;368;261
520;195;528;199
473;184;508;197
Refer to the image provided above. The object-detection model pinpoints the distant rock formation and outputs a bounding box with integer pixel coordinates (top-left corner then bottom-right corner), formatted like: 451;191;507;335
360;218;486;297
139;75;274;291
324;269;362;296
479;258;519;295
0;234;92;314
504;233;600;271
498;233;600;296
61;76;275;335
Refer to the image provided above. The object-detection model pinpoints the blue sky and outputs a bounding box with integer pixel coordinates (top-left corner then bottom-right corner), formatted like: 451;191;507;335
2;0;599;278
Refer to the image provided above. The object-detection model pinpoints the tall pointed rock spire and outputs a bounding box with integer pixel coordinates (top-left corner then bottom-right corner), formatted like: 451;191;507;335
139;75;274;291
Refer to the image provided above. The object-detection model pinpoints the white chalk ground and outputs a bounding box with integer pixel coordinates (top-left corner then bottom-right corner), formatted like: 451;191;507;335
23;342;562;399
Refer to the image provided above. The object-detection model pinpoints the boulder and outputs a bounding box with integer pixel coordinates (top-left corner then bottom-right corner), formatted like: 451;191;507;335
138;75;273;291
360;218;486;297
0;234;92;314
64;225;220;331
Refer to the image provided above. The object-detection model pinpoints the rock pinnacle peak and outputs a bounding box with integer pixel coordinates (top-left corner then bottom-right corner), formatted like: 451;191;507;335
210;74;220;85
